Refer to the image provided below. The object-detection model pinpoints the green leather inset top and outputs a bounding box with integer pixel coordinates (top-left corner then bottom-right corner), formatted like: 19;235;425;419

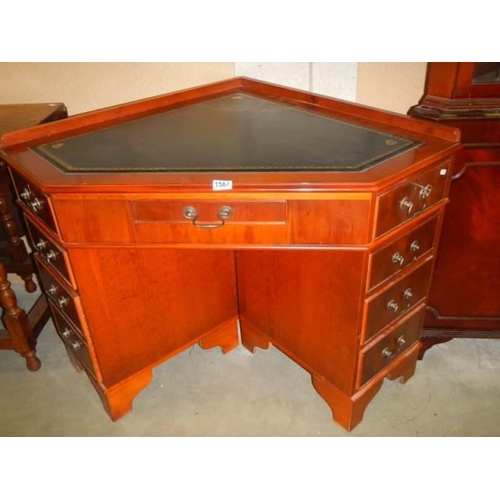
32;93;420;173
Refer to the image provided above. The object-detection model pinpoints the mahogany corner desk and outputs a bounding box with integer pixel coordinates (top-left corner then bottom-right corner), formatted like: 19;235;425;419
0;78;461;431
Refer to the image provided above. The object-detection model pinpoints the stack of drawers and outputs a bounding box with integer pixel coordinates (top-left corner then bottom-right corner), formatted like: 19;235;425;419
9;169;100;383
357;160;450;389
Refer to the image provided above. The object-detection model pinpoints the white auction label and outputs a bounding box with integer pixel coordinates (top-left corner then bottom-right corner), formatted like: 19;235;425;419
212;180;233;191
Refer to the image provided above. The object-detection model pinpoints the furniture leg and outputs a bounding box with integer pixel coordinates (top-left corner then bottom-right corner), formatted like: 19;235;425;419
93;369;154;421
0;262;41;370
239;317;271;353
312;375;384;431
0;194;36;292
198;316;239;353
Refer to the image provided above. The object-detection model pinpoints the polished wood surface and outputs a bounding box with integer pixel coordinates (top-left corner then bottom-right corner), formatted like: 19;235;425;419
0;78;460;429
410;63;500;357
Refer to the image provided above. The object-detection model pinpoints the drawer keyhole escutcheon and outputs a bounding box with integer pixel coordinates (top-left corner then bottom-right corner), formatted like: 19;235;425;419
183;205;234;229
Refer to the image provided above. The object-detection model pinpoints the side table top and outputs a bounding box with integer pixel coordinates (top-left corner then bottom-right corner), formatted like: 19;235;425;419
0;103;67;136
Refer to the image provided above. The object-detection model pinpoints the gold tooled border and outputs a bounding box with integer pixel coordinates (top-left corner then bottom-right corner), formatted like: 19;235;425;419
33;93;419;173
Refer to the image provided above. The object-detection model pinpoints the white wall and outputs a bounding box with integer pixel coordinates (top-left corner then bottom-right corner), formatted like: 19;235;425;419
235;62;358;102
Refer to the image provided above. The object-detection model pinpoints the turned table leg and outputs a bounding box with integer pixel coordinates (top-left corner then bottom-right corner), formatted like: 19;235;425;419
0;194;36;293
0;262;41;370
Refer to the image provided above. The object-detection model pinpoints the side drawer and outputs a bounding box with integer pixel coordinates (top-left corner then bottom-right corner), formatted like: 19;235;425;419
50;304;96;378
25;216;73;287
35;255;84;334
368;214;439;292
363;258;433;344
9;169;58;234
358;305;424;388
375;160;450;238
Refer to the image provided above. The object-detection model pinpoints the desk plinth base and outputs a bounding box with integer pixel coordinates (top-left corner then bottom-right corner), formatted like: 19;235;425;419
241;316;420;431
85;317;239;421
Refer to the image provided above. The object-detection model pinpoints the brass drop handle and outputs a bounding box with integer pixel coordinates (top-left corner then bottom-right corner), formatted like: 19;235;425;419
35;238;48;251
403;288;413;302
392;251;405;267
47;284;59;296
45;249;59;263
183;205;233;229
387;300;399;314
397;335;406;347
29;197;45;213
57;296;70;308
20;186;33;201
61;328;71;339
400;197;414;216
382;347;394;359
410;240;420;253
69;339;82;351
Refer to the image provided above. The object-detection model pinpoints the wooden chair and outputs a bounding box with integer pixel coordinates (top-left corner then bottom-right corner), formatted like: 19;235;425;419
0;259;51;371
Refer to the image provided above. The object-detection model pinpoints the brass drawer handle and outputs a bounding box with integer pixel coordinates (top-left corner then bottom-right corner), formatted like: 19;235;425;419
399;197;414;216
387;300;399;314
61;328;71;339
382;347;394;359
45;249;59;263
387;289;413;317
35;238;48;251
20;186;33;201
410;240;420;253
397;335;406;347
391;251;405;267
57;296;70;308
183;205;233;229
69;339;82;351
29;197;45;213
47;284;59;296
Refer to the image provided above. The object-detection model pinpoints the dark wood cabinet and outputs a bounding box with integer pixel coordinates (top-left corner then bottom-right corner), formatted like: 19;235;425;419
409;62;500;357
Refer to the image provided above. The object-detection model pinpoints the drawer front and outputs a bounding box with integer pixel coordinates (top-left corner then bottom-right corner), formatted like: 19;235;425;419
375;161;450;238
50;304;96;377
35;256;84;333
9;169;58;234
133;200;287;225
368;214;439;291
358;306;424;387
363;258;433;344
25;217;73;286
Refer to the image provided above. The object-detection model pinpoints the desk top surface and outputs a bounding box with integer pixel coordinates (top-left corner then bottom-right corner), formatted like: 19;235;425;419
32;94;419;174
0;78;460;192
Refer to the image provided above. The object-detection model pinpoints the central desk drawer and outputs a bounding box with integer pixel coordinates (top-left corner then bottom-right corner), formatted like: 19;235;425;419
131;199;288;244
132;200;287;225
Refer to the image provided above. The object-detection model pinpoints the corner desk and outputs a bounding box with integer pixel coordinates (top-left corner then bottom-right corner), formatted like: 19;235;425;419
0;78;461;430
